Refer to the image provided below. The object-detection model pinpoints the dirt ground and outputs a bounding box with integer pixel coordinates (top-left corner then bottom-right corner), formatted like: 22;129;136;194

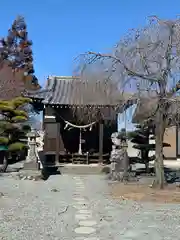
110;181;180;203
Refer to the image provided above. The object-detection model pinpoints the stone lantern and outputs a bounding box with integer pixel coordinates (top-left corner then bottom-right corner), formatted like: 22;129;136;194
23;129;40;170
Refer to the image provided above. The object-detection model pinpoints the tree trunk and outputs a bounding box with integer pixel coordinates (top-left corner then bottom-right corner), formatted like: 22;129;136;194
122;148;129;181
142;150;150;173
98;121;104;164
145;161;150;173
154;109;166;188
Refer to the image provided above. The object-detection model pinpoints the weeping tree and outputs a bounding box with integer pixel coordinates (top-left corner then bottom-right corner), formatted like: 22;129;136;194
78;16;180;188
0;97;31;172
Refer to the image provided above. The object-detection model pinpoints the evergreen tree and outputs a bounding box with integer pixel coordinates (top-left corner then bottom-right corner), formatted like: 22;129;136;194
0;97;31;172
128;121;170;173
0;15;40;99
128;123;153;172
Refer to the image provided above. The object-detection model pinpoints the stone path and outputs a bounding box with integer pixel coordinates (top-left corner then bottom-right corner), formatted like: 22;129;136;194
0;174;180;239
72;175;99;239
72;175;180;240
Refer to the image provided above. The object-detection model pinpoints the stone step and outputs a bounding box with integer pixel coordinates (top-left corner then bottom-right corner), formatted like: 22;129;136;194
58;164;110;175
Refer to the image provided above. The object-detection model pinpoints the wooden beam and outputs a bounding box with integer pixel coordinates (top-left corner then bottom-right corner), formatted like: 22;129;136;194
99;121;104;164
43;122;48;153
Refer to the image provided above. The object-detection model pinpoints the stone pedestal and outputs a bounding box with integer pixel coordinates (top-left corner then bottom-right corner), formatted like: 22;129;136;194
23;161;39;170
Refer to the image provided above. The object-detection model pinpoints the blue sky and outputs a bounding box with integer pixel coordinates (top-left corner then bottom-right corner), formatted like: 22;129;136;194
0;0;180;128
0;0;180;87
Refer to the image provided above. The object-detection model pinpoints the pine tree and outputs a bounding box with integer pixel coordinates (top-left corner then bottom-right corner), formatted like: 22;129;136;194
0;97;31;172
128;124;153;172
128;122;170;173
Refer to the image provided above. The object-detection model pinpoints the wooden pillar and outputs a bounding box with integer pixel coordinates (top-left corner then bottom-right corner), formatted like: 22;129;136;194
99;120;104;164
55;122;60;165
176;124;180;160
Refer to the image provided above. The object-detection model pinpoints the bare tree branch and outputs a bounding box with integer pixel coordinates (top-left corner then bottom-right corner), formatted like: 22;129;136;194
87;51;159;83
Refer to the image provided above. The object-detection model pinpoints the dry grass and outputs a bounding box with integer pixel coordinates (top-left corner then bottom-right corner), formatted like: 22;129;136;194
110;182;180;203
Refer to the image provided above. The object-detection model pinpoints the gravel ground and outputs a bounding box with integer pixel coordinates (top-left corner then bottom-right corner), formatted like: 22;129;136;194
0;174;180;240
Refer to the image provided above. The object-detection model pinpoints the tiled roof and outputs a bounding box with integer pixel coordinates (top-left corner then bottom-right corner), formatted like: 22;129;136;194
45;76;121;106
28;76;136;107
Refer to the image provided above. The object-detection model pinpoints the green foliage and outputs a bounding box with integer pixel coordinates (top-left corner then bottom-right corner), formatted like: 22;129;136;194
22;125;31;132
0;137;9;145
0;104;13;112
11;97;32;108
0;121;12;129
13;110;28;117
8;142;26;151
11;116;28;122
0;96;31;154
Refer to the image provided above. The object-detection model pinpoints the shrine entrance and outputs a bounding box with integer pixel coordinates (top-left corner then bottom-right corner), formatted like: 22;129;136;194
28;76;134;166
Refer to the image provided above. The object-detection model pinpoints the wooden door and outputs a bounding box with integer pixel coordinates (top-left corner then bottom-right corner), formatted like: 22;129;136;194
44;122;65;154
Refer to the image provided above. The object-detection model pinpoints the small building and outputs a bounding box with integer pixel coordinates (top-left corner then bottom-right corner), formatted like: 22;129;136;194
28;76;132;165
